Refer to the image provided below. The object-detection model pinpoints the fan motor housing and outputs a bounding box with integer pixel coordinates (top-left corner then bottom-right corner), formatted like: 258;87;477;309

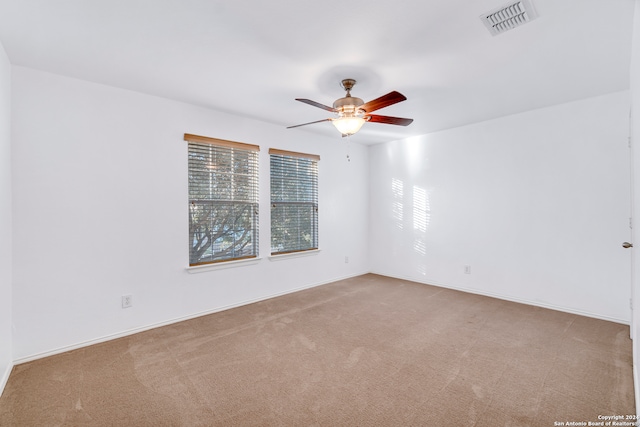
333;96;364;112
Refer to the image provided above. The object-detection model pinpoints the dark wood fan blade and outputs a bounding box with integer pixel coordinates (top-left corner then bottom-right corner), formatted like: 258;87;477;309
359;91;407;113
366;114;413;126
287;118;332;129
295;98;337;112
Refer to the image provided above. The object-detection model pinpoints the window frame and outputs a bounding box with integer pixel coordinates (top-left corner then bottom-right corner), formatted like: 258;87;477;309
269;148;320;256
185;133;260;266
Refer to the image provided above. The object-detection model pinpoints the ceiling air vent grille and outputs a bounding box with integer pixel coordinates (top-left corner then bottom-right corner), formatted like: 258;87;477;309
481;0;538;36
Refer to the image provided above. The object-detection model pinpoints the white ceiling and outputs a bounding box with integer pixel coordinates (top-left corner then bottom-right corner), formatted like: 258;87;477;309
0;0;635;145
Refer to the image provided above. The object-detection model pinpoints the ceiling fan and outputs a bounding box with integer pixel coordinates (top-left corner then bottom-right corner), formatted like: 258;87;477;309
287;79;413;136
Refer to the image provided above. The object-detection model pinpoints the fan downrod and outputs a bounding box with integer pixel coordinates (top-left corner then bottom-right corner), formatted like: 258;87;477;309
340;79;357;96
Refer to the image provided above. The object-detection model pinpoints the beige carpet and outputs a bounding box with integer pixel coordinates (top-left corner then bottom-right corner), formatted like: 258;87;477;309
0;274;634;426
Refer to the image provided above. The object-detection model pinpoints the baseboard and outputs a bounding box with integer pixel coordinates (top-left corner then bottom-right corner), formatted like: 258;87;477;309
0;360;13;398
13;270;370;366
371;271;630;325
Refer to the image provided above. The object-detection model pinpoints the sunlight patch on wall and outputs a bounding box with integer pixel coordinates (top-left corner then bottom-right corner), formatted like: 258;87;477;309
392;178;404;230
416;261;428;276
412;185;430;260
404;136;429;176
412;185;430;233
413;237;427;257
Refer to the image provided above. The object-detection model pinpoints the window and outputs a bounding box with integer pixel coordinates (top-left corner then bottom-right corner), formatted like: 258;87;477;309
185;134;259;266
269;149;319;255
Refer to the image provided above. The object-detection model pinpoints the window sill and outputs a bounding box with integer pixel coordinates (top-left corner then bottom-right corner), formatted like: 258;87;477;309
268;249;321;261
186;257;262;274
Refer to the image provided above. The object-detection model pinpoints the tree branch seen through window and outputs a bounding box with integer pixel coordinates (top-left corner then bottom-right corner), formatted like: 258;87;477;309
186;134;259;266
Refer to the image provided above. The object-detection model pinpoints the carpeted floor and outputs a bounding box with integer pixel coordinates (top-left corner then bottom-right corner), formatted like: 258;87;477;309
0;274;635;426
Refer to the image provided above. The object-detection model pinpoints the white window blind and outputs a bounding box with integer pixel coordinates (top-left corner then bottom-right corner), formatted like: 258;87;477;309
269;149;319;255
185;134;259;266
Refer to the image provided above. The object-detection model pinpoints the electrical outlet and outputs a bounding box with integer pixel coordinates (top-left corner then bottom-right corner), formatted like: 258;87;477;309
345;256;349;264
464;265;471;274
122;295;133;308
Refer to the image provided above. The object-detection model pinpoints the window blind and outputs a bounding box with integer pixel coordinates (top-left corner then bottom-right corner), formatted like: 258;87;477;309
269;149;319;255
186;134;259;266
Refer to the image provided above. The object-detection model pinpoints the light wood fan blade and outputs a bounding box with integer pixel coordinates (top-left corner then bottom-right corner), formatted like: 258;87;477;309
295;98;337;112
359;91;407;113
287;118;332;129
367;114;413;126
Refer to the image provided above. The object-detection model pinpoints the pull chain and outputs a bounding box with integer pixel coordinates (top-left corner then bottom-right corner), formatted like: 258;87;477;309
346;134;351;162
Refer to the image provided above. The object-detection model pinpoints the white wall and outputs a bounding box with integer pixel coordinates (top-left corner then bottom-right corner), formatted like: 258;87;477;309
630;0;640;413
370;91;632;323
0;41;12;392
11;66;370;361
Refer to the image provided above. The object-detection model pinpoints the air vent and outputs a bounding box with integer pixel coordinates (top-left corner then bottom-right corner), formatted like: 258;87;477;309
481;0;538;36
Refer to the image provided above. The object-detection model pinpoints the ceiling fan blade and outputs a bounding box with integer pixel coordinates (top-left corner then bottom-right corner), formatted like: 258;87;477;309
295;98;337;112
287;118;332;129
367;114;413;126
359;91;407;113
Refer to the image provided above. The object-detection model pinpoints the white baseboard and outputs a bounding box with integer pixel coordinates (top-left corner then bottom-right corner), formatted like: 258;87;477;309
13;270;370;366
0;361;13;398
371;271;630;325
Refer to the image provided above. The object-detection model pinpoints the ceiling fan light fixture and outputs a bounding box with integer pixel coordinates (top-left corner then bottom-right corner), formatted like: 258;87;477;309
288;78;413;136
332;116;366;136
